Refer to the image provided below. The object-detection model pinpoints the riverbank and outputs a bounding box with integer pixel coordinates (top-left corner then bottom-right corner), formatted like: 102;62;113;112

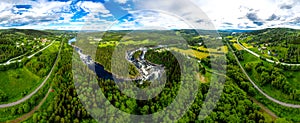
70;39;166;84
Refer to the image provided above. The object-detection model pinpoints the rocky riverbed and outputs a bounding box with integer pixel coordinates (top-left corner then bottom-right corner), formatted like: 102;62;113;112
71;38;166;83
126;46;165;83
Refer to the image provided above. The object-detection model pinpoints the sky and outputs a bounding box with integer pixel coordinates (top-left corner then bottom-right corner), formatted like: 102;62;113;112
0;0;299;30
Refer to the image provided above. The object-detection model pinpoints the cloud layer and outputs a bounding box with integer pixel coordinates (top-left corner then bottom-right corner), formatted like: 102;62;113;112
0;0;299;30
194;0;300;29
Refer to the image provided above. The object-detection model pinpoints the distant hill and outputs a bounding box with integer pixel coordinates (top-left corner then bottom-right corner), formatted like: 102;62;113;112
245;28;298;35
0;29;53;37
241;28;300;45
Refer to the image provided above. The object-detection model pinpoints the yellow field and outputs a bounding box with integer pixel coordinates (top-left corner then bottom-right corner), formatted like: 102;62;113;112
171;47;209;59
233;43;243;50
98;41;117;47
197;46;208;51
242;43;253;48
222;46;229;53
193;46;228;53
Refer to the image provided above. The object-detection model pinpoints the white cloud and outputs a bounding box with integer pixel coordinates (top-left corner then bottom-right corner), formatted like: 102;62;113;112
0;1;72;27
111;11;191;30
0;0;113;30
115;0;128;4
78;1;110;14
1;0;300;30
132;0;300;29
75;2;112;23
134;0;217;30
192;0;300;29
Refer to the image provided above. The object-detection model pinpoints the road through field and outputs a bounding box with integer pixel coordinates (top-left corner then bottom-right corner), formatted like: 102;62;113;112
0;41;55;66
236;38;300;66
227;41;300;108
0;41;62;108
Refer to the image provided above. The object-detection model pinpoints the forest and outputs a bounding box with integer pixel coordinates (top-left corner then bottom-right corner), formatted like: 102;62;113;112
25;37;285;122
0;29;299;122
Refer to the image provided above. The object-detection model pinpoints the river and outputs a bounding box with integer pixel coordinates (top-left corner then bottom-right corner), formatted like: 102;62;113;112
70;38;165;83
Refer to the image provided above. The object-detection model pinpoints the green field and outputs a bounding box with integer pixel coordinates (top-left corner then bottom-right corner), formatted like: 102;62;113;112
0;70;52;122
0;41;60;103
0;67;41;103
240;51;300;104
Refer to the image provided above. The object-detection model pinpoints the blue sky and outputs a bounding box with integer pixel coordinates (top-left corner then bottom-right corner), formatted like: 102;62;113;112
0;0;299;30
